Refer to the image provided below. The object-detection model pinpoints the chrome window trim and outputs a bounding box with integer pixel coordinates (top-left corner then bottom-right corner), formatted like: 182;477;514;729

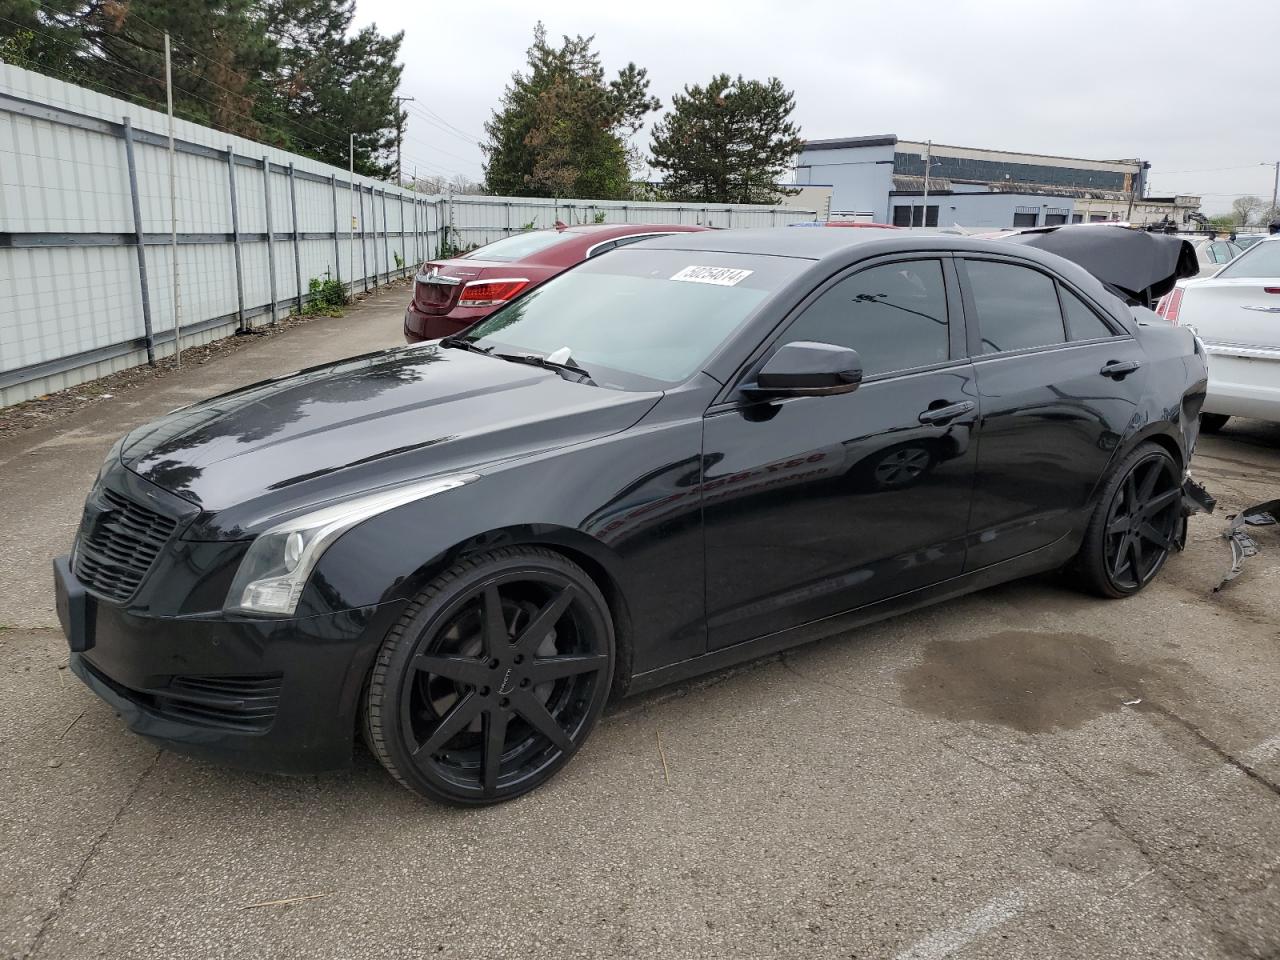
584;233;676;258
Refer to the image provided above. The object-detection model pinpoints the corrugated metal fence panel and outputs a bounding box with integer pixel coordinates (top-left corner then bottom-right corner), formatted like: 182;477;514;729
0;62;816;406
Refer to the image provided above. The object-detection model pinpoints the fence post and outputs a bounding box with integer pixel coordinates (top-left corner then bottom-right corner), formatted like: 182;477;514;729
262;158;278;325
399;192;407;277
226;145;247;331
288;163;302;313
121;117;156;365
331;174;341;286
359;186;370;292
413;196;421;266
772;209;778;226
382;188;391;279
505;201;512;235
370;188;380;288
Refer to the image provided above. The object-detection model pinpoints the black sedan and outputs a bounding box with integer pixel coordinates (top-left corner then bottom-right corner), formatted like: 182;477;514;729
55;228;1209;805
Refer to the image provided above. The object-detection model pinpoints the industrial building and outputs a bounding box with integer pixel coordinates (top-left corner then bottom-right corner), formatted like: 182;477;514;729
794;135;1201;229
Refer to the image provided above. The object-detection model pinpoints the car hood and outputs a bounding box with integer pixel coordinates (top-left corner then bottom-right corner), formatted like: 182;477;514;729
120;345;660;523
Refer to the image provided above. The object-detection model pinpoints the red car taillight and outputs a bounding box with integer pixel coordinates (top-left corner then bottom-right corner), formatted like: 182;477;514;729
458;278;530;307
1155;286;1184;324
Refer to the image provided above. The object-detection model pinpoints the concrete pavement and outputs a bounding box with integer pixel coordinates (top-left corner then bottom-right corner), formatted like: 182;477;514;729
1;286;1278;959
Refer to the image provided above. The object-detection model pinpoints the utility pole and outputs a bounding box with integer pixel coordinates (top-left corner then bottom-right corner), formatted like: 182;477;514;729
164;32;181;369
393;96;415;184
1265;160;1280;219
349;134;356;293
919;139;933;228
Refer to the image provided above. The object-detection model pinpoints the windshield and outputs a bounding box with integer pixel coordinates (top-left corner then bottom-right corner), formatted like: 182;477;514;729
459;230;568;262
462;248;807;389
1216;239;1280;279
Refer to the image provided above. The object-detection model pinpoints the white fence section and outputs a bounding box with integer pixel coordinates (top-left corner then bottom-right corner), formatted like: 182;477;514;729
0;63;817;407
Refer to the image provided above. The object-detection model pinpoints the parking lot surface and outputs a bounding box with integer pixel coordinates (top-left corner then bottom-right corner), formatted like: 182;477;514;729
1;287;1277;959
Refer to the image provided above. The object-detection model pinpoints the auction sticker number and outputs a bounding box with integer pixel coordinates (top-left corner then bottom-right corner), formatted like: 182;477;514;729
670;265;753;286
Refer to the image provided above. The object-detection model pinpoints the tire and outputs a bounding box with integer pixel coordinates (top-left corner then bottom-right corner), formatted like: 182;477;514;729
364;547;615;805
1199;413;1229;434
1071;442;1183;598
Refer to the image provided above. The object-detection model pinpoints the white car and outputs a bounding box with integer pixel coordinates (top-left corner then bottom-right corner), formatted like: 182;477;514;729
1184;235;1243;273
1156;236;1280;430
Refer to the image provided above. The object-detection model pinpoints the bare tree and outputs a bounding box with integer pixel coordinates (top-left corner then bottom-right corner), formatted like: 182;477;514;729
408;174;486;195
1231;195;1263;225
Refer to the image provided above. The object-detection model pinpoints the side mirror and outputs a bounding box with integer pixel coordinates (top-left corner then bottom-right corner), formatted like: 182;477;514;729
747;341;863;398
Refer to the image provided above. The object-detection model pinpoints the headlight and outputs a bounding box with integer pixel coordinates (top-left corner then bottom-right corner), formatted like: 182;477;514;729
94;436;126;488
225;472;480;617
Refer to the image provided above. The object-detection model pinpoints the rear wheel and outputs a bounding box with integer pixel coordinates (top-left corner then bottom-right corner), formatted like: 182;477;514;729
364;547;614;805
1072;442;1182;598
1199;413;1229;434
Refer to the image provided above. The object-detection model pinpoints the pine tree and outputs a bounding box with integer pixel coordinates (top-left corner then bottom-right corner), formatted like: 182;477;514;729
482;23;658;199
650;74;803;204
260;0;404;176
0;0;403;176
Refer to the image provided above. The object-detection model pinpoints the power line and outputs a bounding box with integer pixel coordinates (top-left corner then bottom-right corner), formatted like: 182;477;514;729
399;130;483;168
405;102;483;145
28;0;364;157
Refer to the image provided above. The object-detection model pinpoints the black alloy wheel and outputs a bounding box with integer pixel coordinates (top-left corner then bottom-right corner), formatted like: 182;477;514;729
1074;442;1183;598
365;547;614;805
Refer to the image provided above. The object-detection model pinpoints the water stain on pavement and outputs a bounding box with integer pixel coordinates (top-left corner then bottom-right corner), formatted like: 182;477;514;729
900;631;1167;734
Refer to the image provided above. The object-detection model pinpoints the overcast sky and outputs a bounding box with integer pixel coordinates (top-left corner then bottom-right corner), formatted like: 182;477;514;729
357;0;1279;215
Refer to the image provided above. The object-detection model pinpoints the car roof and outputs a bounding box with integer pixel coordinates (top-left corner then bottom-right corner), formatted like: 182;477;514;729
559;223;705;237
629;226;905;259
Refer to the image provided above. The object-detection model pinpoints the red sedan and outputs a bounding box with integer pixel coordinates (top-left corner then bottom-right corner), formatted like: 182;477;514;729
404;223;709;342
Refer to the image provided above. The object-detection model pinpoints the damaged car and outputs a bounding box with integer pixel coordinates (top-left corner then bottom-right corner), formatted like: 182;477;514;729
55;227;1208;805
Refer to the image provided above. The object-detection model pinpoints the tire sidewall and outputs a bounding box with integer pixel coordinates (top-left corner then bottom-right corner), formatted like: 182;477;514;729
1082;442;1180;598
366;548;615;805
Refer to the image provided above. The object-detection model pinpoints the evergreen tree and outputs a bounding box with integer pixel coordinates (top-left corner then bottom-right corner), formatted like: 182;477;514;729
482;23;658;199
0;0;403;176
650;74;803;204
260;0;403;176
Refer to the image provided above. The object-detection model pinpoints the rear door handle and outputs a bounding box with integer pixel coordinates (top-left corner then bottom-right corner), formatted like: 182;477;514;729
1100;359;1142;379
918;400;975;425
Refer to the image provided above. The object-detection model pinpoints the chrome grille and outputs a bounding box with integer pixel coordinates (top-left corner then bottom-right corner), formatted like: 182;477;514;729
73;489;177;602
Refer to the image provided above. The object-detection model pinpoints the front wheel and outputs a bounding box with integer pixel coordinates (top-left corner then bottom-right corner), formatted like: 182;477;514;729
1072;442;1183;598
364;547;615;805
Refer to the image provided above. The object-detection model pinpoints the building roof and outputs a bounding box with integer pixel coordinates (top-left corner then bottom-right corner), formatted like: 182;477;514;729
801;134;1146;174
800;135;897;151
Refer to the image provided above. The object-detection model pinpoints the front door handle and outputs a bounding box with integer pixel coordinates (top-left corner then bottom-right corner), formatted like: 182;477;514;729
1100;359;1142;379
918;400;975;425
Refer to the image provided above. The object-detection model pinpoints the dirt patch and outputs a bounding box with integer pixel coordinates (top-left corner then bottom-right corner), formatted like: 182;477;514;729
898;630;1176;734
0;280;411;441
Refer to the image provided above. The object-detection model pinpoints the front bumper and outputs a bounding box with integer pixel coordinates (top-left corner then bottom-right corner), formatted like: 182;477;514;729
54;555;404;774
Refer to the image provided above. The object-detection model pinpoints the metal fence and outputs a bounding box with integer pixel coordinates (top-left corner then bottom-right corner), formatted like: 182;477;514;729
0;63;817;408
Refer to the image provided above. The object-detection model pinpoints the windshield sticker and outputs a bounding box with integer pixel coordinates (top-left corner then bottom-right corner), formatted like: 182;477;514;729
670;265;753;286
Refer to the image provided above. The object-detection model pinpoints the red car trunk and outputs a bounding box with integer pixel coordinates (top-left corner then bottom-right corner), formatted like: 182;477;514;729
403;224;710;342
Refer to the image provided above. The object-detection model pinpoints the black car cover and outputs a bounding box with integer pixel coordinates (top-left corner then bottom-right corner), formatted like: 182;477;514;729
1002;225;1200;307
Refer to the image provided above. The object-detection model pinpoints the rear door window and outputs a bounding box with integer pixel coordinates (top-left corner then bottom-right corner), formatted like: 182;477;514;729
964;260;1066;354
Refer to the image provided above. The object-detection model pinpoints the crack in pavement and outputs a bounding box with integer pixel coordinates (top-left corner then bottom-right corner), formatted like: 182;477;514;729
22;749;164;959
1140;701;1280;799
